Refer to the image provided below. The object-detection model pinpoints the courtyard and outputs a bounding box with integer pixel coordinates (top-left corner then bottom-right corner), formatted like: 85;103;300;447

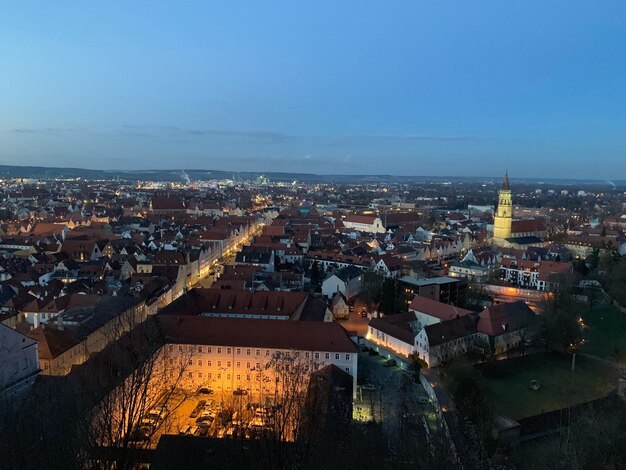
477;352;618;420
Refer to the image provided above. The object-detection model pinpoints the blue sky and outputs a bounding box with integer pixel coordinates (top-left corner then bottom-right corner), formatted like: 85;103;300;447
1;1;625;178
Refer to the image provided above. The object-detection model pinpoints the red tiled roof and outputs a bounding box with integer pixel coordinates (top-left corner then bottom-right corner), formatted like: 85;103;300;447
156;316;357;353
511;218;546;234
409;295;472;321
344;215;379;225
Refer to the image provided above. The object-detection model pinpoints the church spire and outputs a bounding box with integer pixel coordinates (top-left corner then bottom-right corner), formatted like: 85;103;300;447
501;170;510;190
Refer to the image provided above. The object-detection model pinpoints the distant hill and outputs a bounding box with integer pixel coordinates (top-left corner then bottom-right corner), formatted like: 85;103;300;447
0;164;622;187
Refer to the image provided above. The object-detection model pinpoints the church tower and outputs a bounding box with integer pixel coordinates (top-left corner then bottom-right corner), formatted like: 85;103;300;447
493;171;512;240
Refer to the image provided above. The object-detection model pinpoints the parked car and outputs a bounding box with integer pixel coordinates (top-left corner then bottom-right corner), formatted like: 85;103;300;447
368;349;379;356
384;359;397;367
190;400;206;418
360;346;370;353
233;388;248;396
349;305;355;312
198;386;214;395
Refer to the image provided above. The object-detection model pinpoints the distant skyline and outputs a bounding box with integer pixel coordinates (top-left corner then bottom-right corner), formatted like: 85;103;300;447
1;1;625;178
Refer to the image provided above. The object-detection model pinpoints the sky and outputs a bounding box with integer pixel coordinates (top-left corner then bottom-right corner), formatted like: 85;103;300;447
1;1;625;179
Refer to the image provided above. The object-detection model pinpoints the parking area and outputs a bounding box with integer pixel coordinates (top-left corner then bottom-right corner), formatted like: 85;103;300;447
132;388;285;447
354;350;439;442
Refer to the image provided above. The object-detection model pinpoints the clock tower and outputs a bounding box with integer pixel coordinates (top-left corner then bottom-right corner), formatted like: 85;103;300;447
493;171;512;240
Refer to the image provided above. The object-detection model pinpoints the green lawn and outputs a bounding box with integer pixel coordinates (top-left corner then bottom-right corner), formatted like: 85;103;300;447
580;305;626;363
478;353;618;420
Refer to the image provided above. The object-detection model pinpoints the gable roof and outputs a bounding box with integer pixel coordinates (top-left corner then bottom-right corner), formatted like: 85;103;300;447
476;300;536;336
409;295;472;321
424;315;476;347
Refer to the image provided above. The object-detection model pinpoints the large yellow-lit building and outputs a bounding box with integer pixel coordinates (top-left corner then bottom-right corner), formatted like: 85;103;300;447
493;172;513;240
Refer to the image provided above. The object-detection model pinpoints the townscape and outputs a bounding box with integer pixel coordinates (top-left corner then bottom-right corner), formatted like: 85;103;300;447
1;170;625;469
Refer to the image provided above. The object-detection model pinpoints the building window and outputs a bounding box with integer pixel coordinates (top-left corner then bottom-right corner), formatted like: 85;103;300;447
236;361;241;368
208;361;212;367
256;349;260;356
236;374;241;381
335;353;340;360
207;347;212;354
237;348;241;355
246;374;251;381
345;367;350;373
189;345;194;352
345;354;350;361
189;359;193;365
247;362;251;369
247;349;251;355
217;361;222;367
198;372;203;378
227;374;231;380
227;348;231;354
227;361;231;367
325;353;330;360
217;347;222;354
178;345;183;352
256;363;260;369
265;350;270;356
208;373;212;379
169;345;174;352
188;372;193;378
198;346;203;353
198;359;202;366
314;352;319;359
217;373;221;379
305;352;310;359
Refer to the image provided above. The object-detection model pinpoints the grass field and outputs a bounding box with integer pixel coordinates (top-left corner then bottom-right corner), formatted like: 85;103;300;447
478;352;618;420
580;305;626;363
